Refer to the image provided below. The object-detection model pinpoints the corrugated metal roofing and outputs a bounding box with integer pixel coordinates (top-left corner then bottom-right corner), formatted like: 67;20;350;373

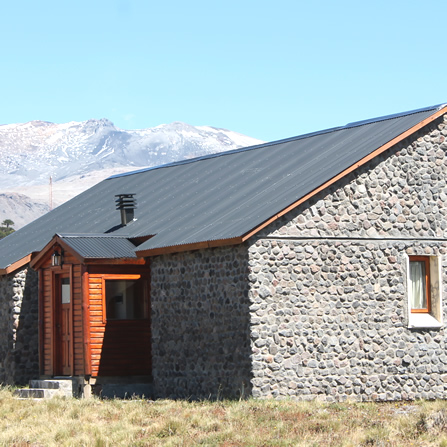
0;104;445;270
58;234;138;259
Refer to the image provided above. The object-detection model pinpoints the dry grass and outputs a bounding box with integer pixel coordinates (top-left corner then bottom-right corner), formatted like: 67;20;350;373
2;387;447;446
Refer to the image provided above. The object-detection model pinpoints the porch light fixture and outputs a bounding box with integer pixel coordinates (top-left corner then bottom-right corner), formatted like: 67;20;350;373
51;249;63;267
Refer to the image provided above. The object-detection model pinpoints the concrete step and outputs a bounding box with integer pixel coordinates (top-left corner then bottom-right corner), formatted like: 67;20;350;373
29;379;73;395
14;388;64;399
15;378;74;399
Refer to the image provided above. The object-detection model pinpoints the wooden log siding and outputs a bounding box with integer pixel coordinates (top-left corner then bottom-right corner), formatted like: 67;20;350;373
38;248;151;378
72;263;84;375
40;252;84;376
88;273;151;377
89;275;104;377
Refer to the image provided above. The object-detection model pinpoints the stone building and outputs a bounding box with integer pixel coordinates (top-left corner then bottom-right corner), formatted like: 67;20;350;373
0;104;447;401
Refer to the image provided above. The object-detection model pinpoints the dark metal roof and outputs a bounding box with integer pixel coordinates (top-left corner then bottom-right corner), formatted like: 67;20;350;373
58;234;138;259
0;103;445;270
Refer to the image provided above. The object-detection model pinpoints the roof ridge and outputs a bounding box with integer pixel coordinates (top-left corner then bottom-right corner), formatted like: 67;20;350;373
58;233;130;238
105;103;446;180
344;103;447;129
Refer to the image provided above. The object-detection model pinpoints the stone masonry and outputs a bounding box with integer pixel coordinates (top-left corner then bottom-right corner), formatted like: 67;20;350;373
1;114;446;402
0;267;39;385
151;246;252;399
249;115;447;401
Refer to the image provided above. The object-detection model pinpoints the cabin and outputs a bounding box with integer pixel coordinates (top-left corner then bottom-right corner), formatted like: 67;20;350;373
31;234;151;379
1;103;447;401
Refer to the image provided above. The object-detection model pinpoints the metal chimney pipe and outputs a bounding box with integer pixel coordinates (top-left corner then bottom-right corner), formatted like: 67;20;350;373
115;194;137;225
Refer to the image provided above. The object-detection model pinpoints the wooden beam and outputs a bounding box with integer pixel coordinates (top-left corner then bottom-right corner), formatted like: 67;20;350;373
0;254;33;275
135;237;243;257
84;258;146;265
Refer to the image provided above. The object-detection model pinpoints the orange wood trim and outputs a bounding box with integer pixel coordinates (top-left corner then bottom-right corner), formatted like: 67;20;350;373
241;106;447;242
0;254;33;276
135;237;243;257
81;265;92;376
101;278;106;325
99;274;143;324
87;263;149;275
102;274;142;280
84;258;146;265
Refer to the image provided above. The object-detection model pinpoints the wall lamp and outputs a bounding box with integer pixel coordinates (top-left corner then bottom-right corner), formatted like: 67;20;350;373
51;249;63;267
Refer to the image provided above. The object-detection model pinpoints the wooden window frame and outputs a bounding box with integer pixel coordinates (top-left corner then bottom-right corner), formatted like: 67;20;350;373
409;256;431;314
101;274;148;323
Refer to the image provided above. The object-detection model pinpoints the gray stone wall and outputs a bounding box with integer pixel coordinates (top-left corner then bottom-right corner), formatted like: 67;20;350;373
262;116;447;241
151;245;252;399
249;239;447;401
0;267;39;385
249;115;447;401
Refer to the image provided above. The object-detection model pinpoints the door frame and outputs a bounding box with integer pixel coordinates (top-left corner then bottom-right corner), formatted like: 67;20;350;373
52;267;74;376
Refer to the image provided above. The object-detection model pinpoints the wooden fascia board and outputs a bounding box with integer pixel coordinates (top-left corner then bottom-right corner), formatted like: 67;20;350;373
135;236;243;257
30;235;85;269
30;236;59;269
0;253;33;275
241;106;447;242
83;257;146;265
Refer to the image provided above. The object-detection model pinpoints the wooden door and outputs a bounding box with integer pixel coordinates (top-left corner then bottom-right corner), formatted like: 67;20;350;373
55;274;73;375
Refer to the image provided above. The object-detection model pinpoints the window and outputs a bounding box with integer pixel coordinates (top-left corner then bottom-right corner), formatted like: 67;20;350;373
61;277;70;304
407;255;442;328
103;275;148;321
409;256;430;313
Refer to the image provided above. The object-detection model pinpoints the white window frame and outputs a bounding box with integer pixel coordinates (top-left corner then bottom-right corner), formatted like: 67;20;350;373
406;254;443;329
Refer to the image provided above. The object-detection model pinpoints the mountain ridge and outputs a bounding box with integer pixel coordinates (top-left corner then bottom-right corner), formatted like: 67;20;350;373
0;119;263;228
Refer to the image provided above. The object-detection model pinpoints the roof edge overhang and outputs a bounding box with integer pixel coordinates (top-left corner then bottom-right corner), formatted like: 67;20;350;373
82;257;146;265
240;104;447;242
0;253;34;276
30;235;146;269
135;236;243;257
31;235;82;269
136;104;447;258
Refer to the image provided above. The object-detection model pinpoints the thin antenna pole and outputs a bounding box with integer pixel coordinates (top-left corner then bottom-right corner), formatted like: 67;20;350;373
49;176;53;211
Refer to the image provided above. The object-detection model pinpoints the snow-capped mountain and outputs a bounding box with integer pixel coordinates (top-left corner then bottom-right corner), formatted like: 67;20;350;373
0;119;263;228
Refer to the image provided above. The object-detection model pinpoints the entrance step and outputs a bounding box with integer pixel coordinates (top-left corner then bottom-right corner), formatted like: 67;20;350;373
14;378;74;399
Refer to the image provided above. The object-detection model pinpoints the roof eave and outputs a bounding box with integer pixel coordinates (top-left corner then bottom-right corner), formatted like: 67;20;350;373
83;257;146;265
135;236;243;257
0;253;34;276
239;104;447;242
139;105;447;257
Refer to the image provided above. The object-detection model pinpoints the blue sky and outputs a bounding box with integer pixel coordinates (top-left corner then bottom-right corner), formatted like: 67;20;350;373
1;0;446;142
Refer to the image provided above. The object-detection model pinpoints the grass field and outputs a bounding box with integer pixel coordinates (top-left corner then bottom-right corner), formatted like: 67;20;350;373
2;387;447;446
